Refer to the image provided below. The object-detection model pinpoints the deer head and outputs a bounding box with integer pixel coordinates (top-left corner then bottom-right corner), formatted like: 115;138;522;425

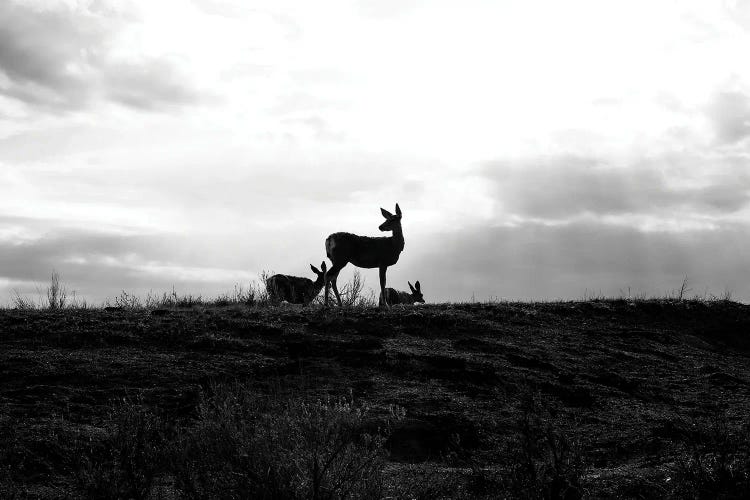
310;261;327;288
408;280;424;303
379;203;402;232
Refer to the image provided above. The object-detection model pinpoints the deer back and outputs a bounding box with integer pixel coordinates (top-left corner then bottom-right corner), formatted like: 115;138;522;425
327;233;403;269
267;274;316;304
383;287;414;305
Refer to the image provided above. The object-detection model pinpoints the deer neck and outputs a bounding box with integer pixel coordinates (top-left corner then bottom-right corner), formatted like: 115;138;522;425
390;224;404;252
311;280;325;296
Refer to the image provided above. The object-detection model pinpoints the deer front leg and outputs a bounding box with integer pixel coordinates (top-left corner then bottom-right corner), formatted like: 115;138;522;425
324;272;330;307
325;262;346;307
379;266;389;309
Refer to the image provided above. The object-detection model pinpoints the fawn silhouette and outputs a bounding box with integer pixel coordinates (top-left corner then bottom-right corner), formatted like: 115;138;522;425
383;280;424;305
266;262;327;304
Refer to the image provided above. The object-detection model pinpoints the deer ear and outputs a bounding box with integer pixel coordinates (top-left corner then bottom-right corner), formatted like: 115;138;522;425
415;281;421;291
381;208;393;218
408;281;416;293
395;203;401;216
321;261;327;271
311;264;320;274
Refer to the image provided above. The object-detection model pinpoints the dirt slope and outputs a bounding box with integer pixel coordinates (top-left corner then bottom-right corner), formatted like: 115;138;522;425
1;300;749;497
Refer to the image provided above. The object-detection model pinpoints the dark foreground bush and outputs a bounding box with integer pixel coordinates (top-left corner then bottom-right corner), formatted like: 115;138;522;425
668;416;750;499
443;391;585;500
171;385;403;500
505;393;585;499
71;398;167;499
62;385;402;499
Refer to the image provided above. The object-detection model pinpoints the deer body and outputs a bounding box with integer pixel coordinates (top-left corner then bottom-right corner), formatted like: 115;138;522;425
383;281;424;305
324;204;404;307
326;233;403;268
267;262;326;304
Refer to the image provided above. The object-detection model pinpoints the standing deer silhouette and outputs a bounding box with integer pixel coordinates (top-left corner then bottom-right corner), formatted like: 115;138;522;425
383;280;424;305
324;203;404;308
266;262;327;304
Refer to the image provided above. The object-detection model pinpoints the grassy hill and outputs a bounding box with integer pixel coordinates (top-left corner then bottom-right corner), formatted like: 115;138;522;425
1;300;749;498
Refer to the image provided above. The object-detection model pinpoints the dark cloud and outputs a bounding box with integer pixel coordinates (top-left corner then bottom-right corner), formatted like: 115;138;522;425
0;222;262;303
482;155;750;219
0;213;344;304
0;1;200;112
0;226;166;284
2;216;749;305
707;91;750;144
0;2;105;109
405;221;750;302
104;59;200;110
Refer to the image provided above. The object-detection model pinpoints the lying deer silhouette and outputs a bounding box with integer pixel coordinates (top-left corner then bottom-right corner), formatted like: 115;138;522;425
325;203;404;307
266;262;327;304
383;281;424;305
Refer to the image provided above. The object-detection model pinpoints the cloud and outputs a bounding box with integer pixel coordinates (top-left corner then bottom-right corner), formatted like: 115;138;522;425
0;1;201;112
405;221;750;302
357;0;422;19
3;215;749;305
0;221;259;303
281;115;345;141
482;155;750;220
104;58;200;110
269;92;348;116
706;91;750;144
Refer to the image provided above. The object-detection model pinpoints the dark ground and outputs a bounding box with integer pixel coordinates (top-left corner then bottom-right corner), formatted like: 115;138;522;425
1;300;749;498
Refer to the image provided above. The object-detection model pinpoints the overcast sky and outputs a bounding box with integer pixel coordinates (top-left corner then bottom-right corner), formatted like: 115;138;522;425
1;0;750;304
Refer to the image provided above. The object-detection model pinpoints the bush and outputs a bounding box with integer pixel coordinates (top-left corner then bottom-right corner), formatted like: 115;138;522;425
445;391;585;500
0;466;21;499
503;392;585;499
384;463;462;499
172;384;403;500
72;398;167;500
0;416;23;499
46;271;67;310
10;290;36;310
668;416;750;499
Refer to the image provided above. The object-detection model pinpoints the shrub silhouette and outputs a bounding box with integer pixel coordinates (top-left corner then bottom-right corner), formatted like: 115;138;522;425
72;397;167;500
171;384;403;500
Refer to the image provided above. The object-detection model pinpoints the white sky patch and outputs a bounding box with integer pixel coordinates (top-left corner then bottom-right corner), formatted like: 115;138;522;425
135;262;258;284
1;0;750;301
0;223;44;244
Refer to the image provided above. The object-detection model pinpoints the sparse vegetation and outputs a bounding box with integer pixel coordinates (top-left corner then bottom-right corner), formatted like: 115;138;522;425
328;270;378;308
674;275;692;302
6;385;403;499
172;385;401;500
213;283;256;307
104;280;268;311
10;289;36;310
667;414;750;499
99;271;375;311
45;271;67;309
503;391;585;499
71;397;167;500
